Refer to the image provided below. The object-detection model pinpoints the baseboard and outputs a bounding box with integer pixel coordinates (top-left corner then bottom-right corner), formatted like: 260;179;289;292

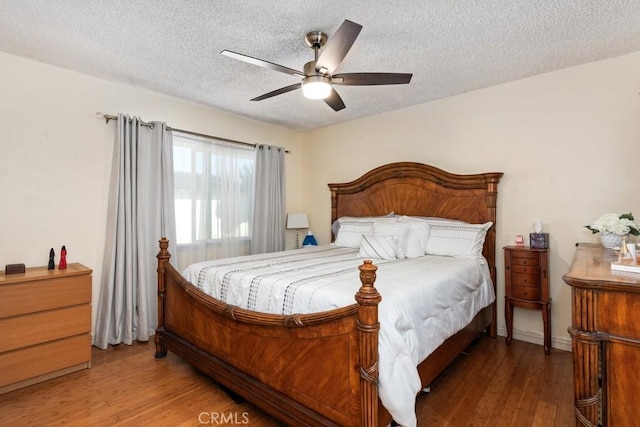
496;327;572;352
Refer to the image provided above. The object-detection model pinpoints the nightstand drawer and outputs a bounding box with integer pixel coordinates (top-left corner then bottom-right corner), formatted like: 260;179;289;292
512;272;540;287
511;285;541;301
511;250;540;259
510;255;539;267
512;265;537;274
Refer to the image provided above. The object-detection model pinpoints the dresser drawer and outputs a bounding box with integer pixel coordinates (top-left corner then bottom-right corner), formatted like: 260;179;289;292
0;274;91;319
607;291;640;337
511;285;541;301
0;334;90;388
0;305;91;352
511;272;540;287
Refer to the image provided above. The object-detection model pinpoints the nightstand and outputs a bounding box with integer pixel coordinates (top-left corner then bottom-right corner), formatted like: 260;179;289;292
504;246;551;354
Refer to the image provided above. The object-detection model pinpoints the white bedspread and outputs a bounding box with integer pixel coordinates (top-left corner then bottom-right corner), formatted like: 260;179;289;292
183;245;495;427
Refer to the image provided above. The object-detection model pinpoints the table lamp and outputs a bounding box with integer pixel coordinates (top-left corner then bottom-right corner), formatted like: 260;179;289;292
286;212;309;249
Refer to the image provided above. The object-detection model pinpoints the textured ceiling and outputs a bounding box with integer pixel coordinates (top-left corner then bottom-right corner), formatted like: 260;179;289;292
1;1;639;131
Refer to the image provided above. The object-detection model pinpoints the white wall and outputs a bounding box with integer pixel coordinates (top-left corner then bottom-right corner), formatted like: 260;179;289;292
0;51;303;336
4;47;640;352
303;51;640;351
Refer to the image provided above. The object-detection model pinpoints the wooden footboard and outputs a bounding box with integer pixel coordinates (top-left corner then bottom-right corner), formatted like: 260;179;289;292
155;238;381;426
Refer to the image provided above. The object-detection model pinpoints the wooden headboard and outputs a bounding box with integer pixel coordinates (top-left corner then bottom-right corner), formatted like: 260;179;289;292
328;161;503;285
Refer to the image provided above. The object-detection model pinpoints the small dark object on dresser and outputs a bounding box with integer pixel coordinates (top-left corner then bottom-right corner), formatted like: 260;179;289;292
5;263;26;275
48;248;55;270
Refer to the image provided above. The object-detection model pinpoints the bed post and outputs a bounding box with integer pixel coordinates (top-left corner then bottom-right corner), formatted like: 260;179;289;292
486;177;500;338
155;237;170;358
330;188;338;241
355;260;381;427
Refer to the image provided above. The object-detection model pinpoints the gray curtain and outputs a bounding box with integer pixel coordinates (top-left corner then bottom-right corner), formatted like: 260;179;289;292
94;114;176;349
250;144;285;254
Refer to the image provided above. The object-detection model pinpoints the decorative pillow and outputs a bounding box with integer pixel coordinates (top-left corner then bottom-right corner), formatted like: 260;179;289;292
402;220;431;258
358;234;397;260
334;221;374;248
420;216;470;224
373;220;408;258
425;222;493;258
401;216;468;225
331;213;395;236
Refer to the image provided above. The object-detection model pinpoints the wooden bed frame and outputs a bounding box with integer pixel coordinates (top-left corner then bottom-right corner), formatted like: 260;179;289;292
154;162;502;426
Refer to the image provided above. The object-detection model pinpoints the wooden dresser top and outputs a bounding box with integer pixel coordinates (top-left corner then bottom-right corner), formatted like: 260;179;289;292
0;263;92;285
563;243;640;292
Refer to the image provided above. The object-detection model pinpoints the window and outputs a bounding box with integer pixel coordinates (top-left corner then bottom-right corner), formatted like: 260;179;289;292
172;132;256;246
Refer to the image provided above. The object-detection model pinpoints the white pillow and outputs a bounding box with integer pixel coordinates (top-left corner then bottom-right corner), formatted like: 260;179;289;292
373;220;408;258
334;221;374;248
402;220;431;258
425;218;468;225
331;213;395;235
358;234;397;260
425;222;492;258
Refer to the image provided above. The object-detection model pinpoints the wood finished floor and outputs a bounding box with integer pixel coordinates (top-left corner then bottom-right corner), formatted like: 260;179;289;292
0;337;574;426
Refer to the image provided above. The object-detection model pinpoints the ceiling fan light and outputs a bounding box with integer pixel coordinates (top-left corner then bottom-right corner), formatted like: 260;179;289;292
302;76;332;99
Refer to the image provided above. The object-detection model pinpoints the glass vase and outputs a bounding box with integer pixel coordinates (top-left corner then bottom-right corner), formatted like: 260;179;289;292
600;232;624;249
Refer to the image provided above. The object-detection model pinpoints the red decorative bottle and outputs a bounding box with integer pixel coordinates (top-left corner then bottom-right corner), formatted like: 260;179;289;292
59;245;67;270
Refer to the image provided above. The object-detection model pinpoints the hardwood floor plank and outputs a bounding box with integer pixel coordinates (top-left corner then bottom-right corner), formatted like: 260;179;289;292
531;347;566;424
0;337;573;426
553;351;577;427
462;338;511;425
513;347;548;424
490;338;530;425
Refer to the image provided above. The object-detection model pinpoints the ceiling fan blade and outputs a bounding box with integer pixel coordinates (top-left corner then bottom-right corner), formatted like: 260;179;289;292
221;50;305;77
324;88;346;111
315;20;362;74
332;73;413;86
250;83;302;101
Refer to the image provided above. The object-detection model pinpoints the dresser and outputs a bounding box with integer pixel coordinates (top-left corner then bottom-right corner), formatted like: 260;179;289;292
564;243;640;426
0;263;92;393
503;246;551;354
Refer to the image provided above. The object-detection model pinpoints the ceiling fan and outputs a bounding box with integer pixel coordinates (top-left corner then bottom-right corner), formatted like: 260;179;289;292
221;19;412;112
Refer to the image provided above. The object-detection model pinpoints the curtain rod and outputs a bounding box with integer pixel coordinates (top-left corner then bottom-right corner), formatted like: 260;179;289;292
98;113;291;154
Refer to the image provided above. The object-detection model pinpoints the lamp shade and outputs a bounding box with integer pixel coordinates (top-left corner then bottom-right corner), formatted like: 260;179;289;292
286;212;309;229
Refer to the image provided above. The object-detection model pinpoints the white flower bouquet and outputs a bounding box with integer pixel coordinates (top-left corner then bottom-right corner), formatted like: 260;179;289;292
585;212;640;236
